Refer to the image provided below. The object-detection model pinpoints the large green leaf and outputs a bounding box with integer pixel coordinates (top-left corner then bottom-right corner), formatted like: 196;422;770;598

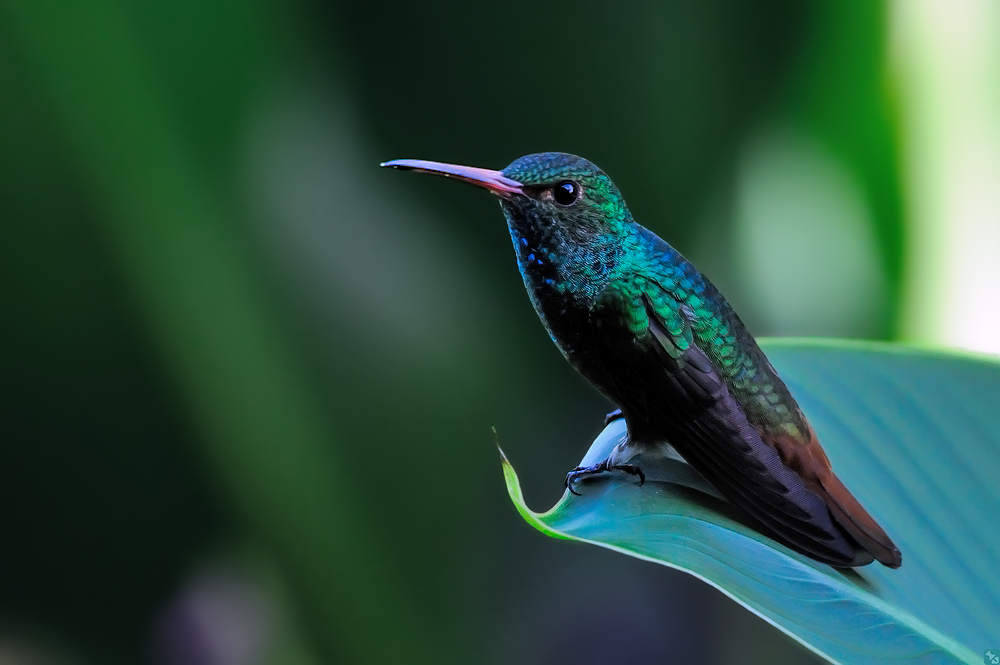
502;339;1000;664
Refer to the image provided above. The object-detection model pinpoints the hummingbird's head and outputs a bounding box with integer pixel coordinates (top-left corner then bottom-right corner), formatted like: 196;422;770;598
380;152;632;243
498;152;630;240
382;153;634;294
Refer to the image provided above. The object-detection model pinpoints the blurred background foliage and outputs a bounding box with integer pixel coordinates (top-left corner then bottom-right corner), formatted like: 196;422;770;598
1;1;997;663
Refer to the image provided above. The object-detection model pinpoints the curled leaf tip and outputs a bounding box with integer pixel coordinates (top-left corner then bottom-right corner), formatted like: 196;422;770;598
492;426;510;463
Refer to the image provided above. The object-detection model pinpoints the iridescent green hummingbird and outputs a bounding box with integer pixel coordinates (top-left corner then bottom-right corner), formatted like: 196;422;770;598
382;152;901;568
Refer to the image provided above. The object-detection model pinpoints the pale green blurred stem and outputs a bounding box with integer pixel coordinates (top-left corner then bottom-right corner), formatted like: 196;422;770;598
892;1;1000;353
4;2;438;662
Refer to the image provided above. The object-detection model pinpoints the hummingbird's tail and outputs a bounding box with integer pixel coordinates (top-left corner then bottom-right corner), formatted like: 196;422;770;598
765;423;902;568
790;425;903;568
817;470;903;568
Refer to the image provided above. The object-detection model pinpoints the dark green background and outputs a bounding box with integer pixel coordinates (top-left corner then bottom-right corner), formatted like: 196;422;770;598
0;2;902;663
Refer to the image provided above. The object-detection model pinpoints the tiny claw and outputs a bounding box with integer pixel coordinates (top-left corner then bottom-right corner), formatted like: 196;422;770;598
564;466;593;495
565;463;602;494
614;463;645;486
564;459;645;495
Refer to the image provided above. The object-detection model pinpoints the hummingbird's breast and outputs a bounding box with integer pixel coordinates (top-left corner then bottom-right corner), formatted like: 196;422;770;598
506;221;620;364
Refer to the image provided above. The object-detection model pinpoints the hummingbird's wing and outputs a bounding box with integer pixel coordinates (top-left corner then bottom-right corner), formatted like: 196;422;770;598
627;291;880;567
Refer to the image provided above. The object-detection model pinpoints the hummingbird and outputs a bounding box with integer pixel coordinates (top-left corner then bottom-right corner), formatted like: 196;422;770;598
382;152;901;568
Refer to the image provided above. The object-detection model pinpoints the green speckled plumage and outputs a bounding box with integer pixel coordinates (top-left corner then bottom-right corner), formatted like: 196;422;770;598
383;151;901;569
500;153;806;442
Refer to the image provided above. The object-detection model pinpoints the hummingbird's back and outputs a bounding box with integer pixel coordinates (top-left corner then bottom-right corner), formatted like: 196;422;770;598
575;225;901;567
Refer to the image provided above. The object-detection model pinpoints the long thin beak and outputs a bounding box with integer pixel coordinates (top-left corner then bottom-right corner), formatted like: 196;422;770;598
380;159;523;197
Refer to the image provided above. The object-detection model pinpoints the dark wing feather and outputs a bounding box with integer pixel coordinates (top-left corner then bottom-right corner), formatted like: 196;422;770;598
636;295;875;566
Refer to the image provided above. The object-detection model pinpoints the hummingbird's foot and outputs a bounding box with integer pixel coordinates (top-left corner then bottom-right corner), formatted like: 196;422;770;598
565;459;645;495
603;408;625;427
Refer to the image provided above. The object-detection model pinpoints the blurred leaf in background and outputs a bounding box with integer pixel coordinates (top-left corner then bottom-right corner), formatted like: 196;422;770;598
1;0;997;663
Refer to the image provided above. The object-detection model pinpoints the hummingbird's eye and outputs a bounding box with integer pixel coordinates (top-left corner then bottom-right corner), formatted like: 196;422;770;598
553;181;579;206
